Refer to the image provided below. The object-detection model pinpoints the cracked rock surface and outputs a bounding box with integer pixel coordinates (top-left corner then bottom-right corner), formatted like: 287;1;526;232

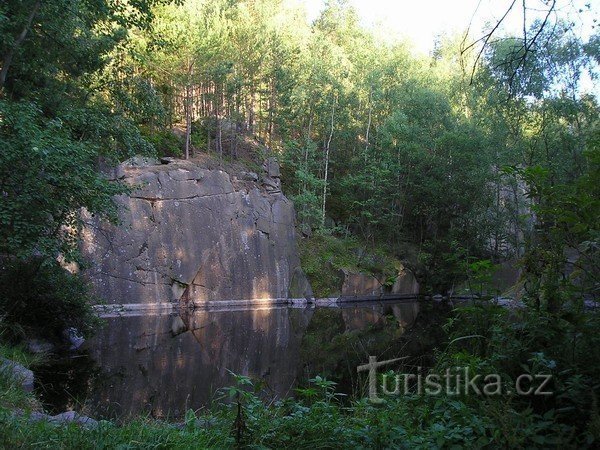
81;158;311;305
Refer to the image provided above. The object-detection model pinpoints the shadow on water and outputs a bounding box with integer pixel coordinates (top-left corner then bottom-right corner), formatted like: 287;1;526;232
33;300;450;420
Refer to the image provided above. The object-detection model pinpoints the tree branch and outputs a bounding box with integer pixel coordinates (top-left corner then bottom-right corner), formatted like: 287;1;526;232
0;0;42;90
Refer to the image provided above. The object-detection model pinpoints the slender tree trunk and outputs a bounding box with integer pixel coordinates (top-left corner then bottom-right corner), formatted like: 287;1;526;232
268;77;275;146
206;82;211;153
0;0;42;90
185;84;191;159
184;82;191;160
216;82;222;165
322;96;336;227
184;60;194;160
303;114;313;194
364;88;372;162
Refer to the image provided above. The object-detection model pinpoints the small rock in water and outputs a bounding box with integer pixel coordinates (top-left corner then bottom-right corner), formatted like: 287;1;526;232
62;327;85;351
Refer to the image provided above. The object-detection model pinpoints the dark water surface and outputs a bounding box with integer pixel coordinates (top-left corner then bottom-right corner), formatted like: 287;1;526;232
34;300;448;420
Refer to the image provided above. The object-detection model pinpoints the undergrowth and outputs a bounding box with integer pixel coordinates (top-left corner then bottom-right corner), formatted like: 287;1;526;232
298;231;400;297
2;304;598;448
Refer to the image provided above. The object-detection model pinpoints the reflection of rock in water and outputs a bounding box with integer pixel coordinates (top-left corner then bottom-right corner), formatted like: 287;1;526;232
340;302;420;333
341;306;385;332
391;302;420;330
38;301;446;419
83;307;311;419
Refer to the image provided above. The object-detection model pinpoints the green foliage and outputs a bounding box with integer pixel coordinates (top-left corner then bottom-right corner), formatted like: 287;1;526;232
438;303;600;444
1;0;165;340
140;126;183;158
1;362;585;448
0;344;41;411
0;100;129;262
0;1;598;447
502;129;599;310
298;231;399;297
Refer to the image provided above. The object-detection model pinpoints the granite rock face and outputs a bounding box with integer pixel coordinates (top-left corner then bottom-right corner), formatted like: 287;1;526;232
81;158;311;305
340;266;420;297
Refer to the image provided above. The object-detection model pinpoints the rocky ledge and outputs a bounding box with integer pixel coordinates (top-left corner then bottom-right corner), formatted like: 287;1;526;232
80;157;312;306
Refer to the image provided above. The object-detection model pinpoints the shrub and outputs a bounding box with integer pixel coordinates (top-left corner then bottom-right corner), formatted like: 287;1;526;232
0;260;100;344
140;127;183;158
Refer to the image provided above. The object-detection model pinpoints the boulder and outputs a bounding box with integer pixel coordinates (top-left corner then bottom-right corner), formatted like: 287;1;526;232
240;171;259;182
299;223;312;238
390;267;420;295
123;156;160;167
62;328;85;351
265;157;281;178
341;270;382;296
261;175;282;194
0;358;34;392
288;267;313;300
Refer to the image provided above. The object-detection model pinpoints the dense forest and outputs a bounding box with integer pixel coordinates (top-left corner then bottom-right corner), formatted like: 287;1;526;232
1;0;600;447
1;0;598;294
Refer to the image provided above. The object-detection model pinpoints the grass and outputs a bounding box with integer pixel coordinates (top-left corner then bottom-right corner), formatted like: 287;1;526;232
0;343;42;412
0;415;231;449
0;376;572;449
0;358;594;448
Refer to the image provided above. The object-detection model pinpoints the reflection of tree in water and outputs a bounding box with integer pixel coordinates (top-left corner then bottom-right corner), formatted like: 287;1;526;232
299;301;450;399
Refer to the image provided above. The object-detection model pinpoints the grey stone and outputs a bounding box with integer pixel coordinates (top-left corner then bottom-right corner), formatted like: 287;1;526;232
288;267;314;300
390;267;420;295
116;165;126;179
123;156;160;167
585;299;600;309
262;176;281;193
265;157;281;178
240;171;259;182
341;270;382;296
28;411;51;422
62;327;85;351
50;411;99;429
0;358;34;392
300;223;312;238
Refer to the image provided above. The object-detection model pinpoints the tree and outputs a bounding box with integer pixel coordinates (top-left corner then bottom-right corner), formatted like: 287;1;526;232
0;0;165;262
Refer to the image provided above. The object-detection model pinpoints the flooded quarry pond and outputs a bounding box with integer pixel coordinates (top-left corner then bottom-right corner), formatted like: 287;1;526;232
34;300;448;420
